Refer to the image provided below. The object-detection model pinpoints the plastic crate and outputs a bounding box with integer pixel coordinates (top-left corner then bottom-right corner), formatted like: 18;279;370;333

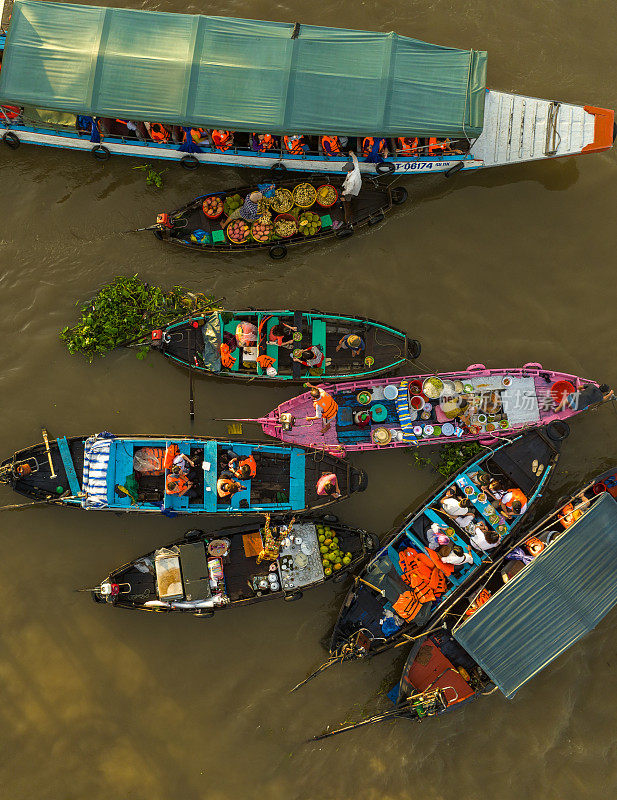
211;229;226;244
320;214;333;229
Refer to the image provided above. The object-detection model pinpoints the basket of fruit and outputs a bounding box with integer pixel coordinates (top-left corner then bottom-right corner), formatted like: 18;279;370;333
269;187;293;214
274;214;298;238
226;219;250;244
292;182;317;208
316;523;354;578
298;210;322;237
251;220;273;243
223;193;243;217
202;195;224;218
316;184;339;207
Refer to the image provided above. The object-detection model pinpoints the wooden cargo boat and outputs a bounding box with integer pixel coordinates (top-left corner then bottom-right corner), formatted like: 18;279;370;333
151;308;419;383
0;2;613;176
248;364;609;455
152;176;407;259
0;432;366;514
90;516;380;614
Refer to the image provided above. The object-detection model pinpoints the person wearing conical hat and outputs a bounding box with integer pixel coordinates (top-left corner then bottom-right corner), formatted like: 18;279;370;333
336;333;365;356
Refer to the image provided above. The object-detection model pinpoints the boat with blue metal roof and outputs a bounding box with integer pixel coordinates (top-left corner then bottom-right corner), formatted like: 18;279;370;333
291;429;564;691
0;431;366;514
0;1;613;175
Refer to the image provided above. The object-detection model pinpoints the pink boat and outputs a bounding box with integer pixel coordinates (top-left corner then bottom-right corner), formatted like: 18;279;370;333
249;363;610;456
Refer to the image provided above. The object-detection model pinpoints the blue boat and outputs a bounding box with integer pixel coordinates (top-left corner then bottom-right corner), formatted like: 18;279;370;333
0;432;366;514
0;2;613;175
326;429;565;664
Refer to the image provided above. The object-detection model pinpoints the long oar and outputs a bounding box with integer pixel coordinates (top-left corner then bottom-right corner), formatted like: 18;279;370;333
189;327;195;423
0;491;84;512
290;654;345;693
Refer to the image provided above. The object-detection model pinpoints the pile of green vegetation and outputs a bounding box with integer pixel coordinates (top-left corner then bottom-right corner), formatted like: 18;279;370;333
60;275;218;361
412;441;483;478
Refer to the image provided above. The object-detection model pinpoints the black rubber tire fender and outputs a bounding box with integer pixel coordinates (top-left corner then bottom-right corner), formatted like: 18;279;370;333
376;161;395;175
444;161;465;178
408;338;422;359
270;162;286;172
180;154;199;170
284;590;303;602
184;529;203;541
368;212;385;226
335;227;354;240
269;244;287;260
91;144;111;160
2;131;20;149
391;186;408;205
322;514;339;524
362;531;381;553
546;420;570;442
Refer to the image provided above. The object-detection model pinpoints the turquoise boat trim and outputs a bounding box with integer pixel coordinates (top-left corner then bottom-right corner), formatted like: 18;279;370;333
56;436;81;496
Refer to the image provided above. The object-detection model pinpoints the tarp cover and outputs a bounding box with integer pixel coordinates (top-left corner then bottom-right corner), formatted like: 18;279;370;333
454;493;617;698
0;0;487;137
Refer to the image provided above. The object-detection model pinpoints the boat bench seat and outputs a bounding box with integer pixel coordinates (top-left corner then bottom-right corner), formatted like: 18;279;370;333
223;320;241;372
165;441;192;511
311;318;326;374
224;442;253;510
263;317;280;374
109;441;135;507
423;508;483;568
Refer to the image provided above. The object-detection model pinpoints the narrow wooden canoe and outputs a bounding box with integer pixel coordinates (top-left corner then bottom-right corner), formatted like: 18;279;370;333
152;175;407;259
0;432;367;514
249;363;609;455
90;516;381;615
152;308;420;383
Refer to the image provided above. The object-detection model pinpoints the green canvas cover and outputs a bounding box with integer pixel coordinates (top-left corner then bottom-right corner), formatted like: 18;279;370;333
0;0;487;137
454;493;617;699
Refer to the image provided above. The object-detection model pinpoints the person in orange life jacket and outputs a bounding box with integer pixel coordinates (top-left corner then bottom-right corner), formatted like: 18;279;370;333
320;135;345;157
284;134;309;154
397;137;419;156
316;472;341;498
306;385;338;434
216;475;245;499
292;345;324;371
146;122;171;143
252;133;278;152
225;450;257;480
114;119;144;139
361;137;388;159
269;321;297;347
500;488;528;519
211;129;234;151
165;466;195;497
188;127;209;145
428;137;464;156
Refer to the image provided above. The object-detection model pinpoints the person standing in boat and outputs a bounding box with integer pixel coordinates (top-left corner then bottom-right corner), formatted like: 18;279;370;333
336;333;365;357
306;385;338;434
292;345;325;374
222;191;263;228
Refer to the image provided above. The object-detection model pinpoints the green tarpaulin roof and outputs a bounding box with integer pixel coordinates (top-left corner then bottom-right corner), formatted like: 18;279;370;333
0;0;487;137
454;493;617;699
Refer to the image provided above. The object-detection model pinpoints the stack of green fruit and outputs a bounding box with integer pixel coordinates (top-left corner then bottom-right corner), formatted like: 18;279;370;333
223;193;243;216
298;210;322;237
316;523;353;577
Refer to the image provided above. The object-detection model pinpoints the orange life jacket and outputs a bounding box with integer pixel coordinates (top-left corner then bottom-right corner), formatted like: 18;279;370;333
465;588;491;616
212;130;233;151
397;137;419;155
428;137;446;155
560;502;583;529
150;123;170;143
257;134;276;152
284;135;305;154
315;390;338;421
392;591;422;621
257;354;275;369
398;547;449;604
502;488;528;510
166;473;189;495
361;137;386;157
163;444;180;470
134;447;165;475
190;127;205;143
234;455;257;479
320;135;341;155
220;342;237;369
1;105;20;120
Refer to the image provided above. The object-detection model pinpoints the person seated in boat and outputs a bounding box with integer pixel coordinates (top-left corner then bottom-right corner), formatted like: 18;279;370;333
251;133;278;152
427;137;463;156
500;488;528;519
438;487;474;528
226;451;257;480
361;137;388;160
166;469;194;497
427;521;452;550
556;382;613;412
216;475;245;499
170;451;196;476
113;119;146;140
235;320;259;347
396;137;420;156
320;135;345;157
187;127;210;146
502;536;545;582
487;477;506;505
269;321;297;347
211;130;234;151
283;134;309;155
469;521;500;552
146;122;172;143
306;385;338;434
223;191;263;228
316;472;341;499
464;587;492;616
293;345;325;374
336;333;365;356
435;542;473;568
77;115;102;138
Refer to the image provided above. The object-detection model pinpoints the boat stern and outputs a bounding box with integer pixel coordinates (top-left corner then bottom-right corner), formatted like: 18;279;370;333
581;105;616;154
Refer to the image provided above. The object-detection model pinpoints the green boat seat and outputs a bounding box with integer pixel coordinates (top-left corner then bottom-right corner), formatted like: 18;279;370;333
311;317;327;374
256;316;280;376
222;319;241;372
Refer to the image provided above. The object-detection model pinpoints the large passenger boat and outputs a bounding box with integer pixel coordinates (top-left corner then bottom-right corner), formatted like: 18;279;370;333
0;1;613;175
0;432;366;514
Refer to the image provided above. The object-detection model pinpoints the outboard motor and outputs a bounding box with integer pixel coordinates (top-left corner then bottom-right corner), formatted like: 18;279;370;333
280;413;295;431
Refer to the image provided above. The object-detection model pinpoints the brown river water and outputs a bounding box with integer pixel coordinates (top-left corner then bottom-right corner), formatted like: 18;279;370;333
2;1;617;798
